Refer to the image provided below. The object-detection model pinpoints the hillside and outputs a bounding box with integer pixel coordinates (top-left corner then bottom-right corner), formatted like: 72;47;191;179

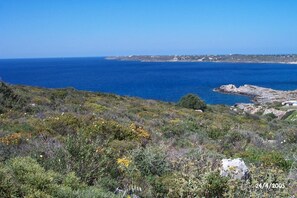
0;82;296;197
108;54;297;64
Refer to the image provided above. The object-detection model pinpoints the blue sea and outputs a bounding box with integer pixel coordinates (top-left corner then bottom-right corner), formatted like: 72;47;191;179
1;57;297;105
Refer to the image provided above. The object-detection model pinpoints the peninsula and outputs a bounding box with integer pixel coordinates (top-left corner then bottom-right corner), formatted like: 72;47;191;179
108;54;297;64
214;84;297;104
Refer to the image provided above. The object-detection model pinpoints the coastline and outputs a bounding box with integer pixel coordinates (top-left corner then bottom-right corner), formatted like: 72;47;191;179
214;84;297;104
106;54;297;65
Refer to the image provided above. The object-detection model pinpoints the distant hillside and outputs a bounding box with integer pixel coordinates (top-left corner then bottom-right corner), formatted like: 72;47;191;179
0;82;296;197
108;54;297;64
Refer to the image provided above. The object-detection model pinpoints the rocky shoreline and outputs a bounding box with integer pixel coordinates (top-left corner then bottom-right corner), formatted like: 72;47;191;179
214;84;297;104
215;84;297;119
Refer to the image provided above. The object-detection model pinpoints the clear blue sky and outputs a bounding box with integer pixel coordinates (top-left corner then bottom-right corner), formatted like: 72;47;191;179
1;0;297;58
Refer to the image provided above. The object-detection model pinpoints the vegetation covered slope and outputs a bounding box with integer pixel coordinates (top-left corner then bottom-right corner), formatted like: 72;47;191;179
0;82;296;197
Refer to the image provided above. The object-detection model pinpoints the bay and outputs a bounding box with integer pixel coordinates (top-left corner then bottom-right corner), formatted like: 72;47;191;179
1;57;297;105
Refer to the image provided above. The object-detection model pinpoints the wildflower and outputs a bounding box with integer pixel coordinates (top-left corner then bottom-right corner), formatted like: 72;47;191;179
0;133;22;145
130;123;150;139
117;157;131;168
40;155;43;158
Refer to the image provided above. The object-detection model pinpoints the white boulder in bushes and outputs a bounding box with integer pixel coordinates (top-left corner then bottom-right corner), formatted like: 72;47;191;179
220;158;249;180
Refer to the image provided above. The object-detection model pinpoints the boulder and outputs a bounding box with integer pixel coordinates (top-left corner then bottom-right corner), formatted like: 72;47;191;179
263;108;286;119
220;158;249;180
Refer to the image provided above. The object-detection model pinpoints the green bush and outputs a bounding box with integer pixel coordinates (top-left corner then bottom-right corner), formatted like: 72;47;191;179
220;131;246;156
132;145;170;176
45;114;82;136
73;187;118;198
283;127;297;143
0;82;28;112
84;120;138;141
0;157;119;197
202;171;229;197
226;165;293;197
0;157;73;197
237;148;292;171
64;134;115;186
153;172;201;197
260;151;292;171
264;112;277;121
207;128;226;140
177;93;207;110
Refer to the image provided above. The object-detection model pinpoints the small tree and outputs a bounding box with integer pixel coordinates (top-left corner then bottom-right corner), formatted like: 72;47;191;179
177;93;206;110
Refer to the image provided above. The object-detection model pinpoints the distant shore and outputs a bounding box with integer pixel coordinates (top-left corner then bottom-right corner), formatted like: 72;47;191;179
107;54;297;64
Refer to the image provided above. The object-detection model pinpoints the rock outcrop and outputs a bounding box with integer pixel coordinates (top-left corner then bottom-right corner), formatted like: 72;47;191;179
235;103;263;114
220;158;249;180
263;108;287;119
215;84;297;104
233;103;287;119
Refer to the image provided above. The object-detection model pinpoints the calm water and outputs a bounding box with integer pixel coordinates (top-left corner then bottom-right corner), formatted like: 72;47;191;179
1;57;297;105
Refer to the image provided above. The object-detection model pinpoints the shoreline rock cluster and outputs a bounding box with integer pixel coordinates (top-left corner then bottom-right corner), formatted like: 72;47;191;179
215;84;297;119
214;84;297;104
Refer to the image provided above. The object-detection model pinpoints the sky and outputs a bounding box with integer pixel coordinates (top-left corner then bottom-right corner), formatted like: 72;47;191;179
0;0;297;58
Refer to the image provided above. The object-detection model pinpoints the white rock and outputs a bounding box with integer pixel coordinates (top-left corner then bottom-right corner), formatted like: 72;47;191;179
263;108;286;119
220;158;249;180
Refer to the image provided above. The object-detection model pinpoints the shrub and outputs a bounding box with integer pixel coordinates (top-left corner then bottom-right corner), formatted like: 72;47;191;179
202;171;229;197
73;187;118;198
132;145;170;176
84;120;150;143
207;128;225;140
0;82;27;112
282;127;297;143
0;157;72;197
63;134;111;185
154;172;201;197
260;151;292;171
0;156;119;197
237;148;292;171
225;165;293;197
45;114;82;136
50;89;69;100
177;93;207;110
162;124;185;139
220;131;246;156
264;113;277;121
108;140;137;156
